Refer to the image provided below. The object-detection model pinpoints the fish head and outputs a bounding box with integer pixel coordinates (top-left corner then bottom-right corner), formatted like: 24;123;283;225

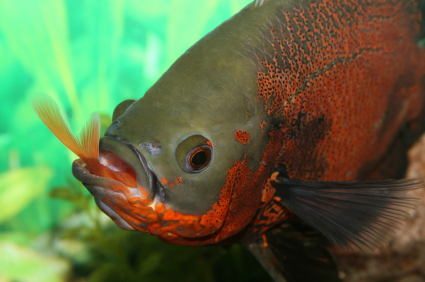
72;36;274;245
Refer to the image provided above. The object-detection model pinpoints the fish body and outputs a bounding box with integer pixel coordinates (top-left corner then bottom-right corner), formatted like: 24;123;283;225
33;0;425;281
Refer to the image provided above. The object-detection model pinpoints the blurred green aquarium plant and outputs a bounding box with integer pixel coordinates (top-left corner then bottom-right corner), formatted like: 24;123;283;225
0;0;273;281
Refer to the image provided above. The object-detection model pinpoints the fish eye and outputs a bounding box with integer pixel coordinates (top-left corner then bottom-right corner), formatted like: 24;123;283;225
186;145;212;172
176;135;213;173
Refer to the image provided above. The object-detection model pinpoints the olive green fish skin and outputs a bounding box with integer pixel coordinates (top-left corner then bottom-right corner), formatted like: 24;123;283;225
104;1;292;215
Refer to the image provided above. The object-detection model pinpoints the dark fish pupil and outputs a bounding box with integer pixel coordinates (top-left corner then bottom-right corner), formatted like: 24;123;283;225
192;151;207;166
184;144;212;172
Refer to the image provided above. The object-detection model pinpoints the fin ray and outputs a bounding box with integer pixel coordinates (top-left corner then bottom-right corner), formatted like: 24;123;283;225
78;112;100;160
31;95;83;158
271;175;421;251
31;95;100;160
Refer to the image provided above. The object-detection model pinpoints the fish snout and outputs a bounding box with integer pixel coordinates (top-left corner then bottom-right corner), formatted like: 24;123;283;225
71;159;137;230
98;136;154;199
72;135;159;203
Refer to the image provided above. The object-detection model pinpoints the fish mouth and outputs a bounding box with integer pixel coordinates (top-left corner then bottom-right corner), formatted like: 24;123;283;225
72;135;166;229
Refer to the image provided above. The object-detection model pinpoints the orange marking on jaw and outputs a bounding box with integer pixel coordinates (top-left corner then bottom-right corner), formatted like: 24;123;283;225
207;141;213;147
235;130;250;144
105;169;234;245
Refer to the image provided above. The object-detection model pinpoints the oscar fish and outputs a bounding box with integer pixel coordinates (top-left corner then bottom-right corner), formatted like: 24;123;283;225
33;0;425;281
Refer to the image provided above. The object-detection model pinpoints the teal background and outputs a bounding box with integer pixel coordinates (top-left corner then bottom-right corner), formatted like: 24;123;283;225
0;0;273;281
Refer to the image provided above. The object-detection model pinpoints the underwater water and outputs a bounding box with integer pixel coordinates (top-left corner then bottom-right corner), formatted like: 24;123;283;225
0;0;273;281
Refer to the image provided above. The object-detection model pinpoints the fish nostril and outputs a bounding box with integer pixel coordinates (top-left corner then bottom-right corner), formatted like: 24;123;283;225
106;119;122;132
139;142;163;155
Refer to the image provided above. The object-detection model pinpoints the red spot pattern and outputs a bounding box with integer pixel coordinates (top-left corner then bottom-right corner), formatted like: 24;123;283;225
235;130;250;144
257;0;425;181
215;155;262;241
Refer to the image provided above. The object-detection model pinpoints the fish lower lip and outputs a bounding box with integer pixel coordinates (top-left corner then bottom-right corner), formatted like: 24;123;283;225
72;160;161;207
84;184;135;231
72;159;123;188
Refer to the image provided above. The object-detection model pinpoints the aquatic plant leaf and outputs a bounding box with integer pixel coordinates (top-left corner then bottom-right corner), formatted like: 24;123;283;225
81;0;125;111
166;0;220;63
50;184;92;212
137;253;162;277
99;113;112;136
0;166;52;223
50;187;76;202
0;241;69;282
89;262;138;282
0;0;82;115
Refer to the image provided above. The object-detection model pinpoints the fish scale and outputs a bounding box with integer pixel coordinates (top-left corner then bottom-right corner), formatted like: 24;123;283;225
255;0;425;182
